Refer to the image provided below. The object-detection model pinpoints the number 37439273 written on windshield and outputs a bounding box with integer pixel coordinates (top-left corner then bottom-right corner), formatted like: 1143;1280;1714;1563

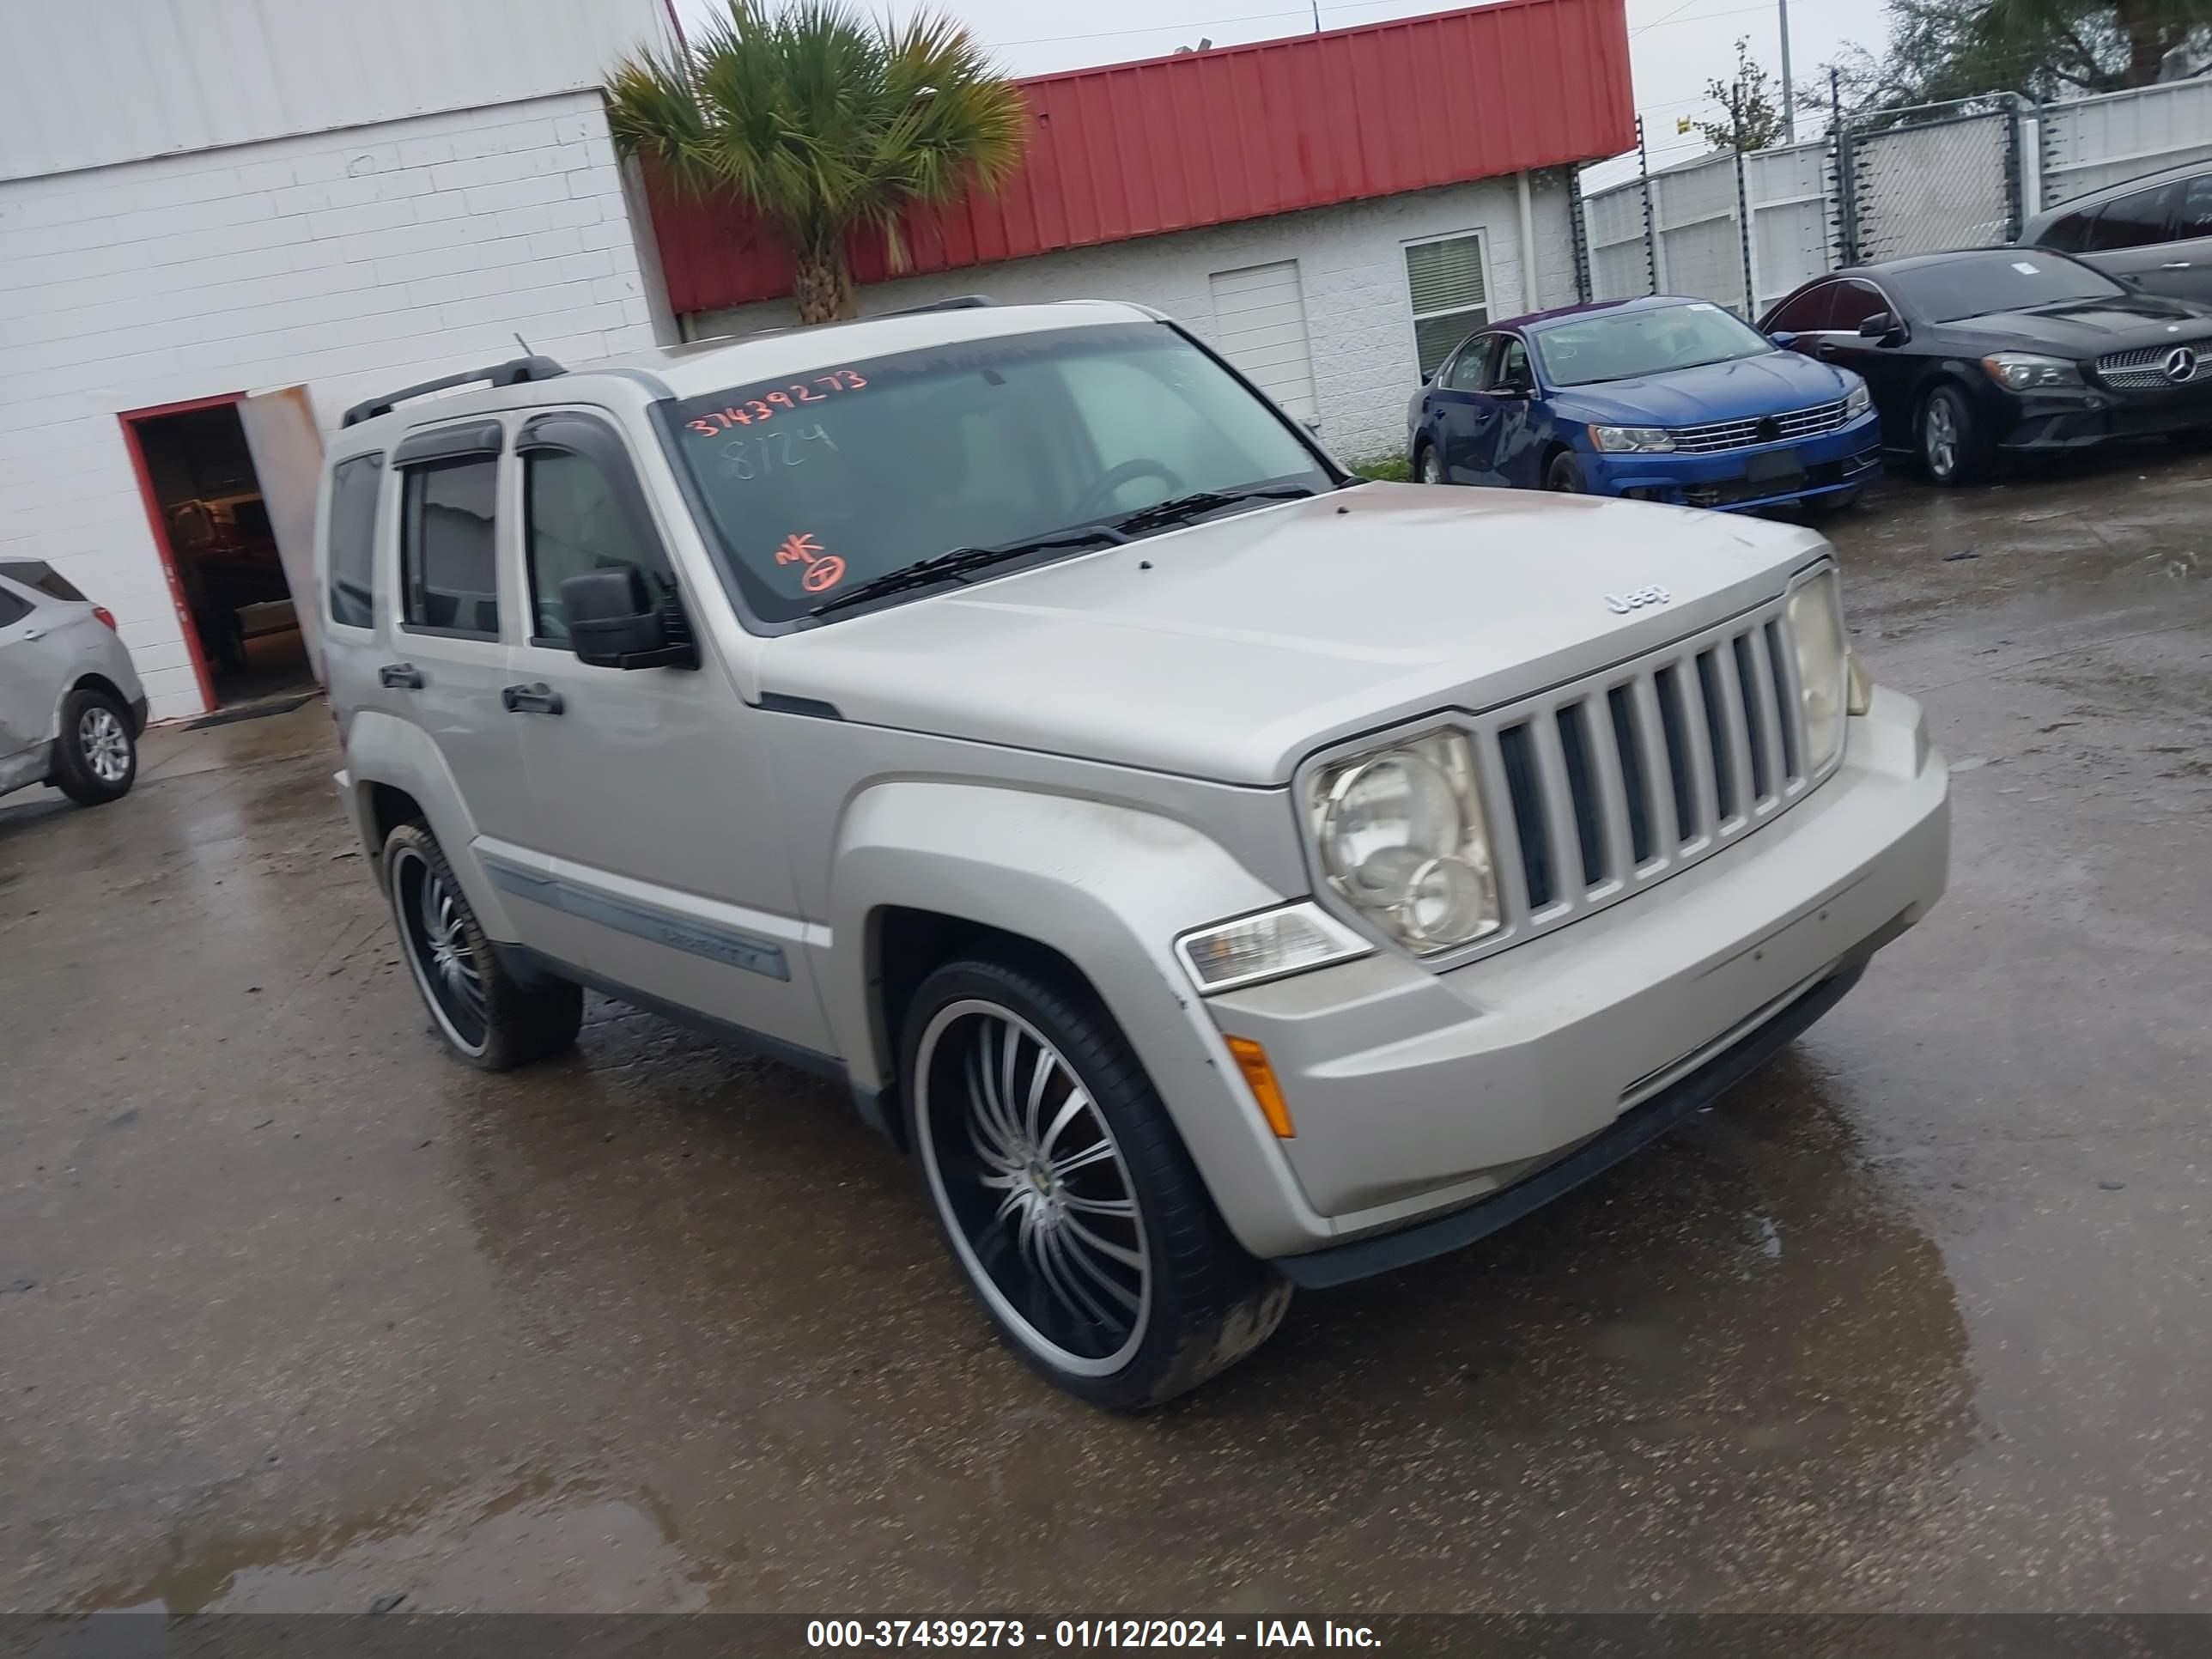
684;368;868;436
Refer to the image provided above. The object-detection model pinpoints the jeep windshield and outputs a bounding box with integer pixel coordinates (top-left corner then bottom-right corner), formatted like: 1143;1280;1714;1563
662;320;1335;623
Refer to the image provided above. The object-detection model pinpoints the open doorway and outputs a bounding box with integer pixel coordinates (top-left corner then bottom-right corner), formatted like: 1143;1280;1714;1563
119;394;313;712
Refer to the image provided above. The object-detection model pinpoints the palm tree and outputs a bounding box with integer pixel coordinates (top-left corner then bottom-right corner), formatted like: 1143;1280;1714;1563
608;1;1029;323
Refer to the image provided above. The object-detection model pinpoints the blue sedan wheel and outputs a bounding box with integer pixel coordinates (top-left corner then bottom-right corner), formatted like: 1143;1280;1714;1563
1418;446;1444;484
1546;452;1586;493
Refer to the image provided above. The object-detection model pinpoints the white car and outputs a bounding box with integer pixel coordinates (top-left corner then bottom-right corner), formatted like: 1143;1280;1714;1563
0;562;146;808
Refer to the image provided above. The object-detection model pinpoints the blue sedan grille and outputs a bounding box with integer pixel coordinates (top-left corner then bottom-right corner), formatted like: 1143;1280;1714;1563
1668;398;1852;454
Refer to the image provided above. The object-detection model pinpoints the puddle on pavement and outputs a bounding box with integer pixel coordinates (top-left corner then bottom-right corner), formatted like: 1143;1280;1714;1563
83;1472;714;1613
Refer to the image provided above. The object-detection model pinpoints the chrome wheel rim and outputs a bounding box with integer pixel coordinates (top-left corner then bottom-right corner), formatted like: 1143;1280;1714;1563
390;846;489;1055
1419;448;1443;483
79;706;129;783
1924;398;1958;478
915;1000;1152;1376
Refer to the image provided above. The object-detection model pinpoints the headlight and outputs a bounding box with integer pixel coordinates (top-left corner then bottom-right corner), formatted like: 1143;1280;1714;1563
1176;902;1372;994
1981;352;2081;392
1590;425;1674;453
1844;380;1871;416
1308;731;1500;954
1786;568;1850;774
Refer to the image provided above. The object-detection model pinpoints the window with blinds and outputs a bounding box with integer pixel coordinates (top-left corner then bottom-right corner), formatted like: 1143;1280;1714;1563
1405;232;1490;378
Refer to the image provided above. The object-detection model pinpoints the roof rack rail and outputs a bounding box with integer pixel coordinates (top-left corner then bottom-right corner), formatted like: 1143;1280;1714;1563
880;295;995;317
341;356;568;428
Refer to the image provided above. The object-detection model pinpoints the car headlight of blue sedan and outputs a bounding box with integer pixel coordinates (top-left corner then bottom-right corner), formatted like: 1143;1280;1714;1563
1844;380;1872;417
1590;424;1675;453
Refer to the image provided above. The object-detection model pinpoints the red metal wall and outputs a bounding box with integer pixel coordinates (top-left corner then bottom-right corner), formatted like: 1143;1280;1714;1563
647;0;1635;316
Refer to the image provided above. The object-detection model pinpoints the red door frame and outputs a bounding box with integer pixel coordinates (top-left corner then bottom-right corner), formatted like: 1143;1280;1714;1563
116;391;250;716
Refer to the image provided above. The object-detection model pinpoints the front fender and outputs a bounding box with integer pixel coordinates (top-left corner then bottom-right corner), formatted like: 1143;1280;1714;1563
825;781;1334;1258
340;711;522;941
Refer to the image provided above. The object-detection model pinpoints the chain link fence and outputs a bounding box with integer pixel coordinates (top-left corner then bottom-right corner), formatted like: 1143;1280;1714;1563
1574;78;2212;319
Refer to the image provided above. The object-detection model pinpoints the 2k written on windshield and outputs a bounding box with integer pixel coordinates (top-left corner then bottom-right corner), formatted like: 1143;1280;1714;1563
661;320;1334;623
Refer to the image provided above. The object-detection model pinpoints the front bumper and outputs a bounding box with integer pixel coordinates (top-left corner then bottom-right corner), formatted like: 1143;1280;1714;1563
1589;410;1883;511
1996;379;2212;451
1202;684;1948;1273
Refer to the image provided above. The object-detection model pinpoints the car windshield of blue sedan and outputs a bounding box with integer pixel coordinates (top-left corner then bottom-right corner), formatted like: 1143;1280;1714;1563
1534;304;1774;386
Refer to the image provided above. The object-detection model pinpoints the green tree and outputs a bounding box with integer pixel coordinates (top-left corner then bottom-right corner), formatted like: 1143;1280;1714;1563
608;1;1029;323
1823;0;2211;117
1692;37;1792;152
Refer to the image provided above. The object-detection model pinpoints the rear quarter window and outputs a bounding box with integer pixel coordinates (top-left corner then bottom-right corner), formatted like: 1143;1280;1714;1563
326;454;384;629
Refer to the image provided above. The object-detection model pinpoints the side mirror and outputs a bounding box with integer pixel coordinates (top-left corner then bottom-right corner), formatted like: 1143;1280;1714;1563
1767;329;1799;350
1859;311;1904;341
1419;368;1435;385
562;566;696;671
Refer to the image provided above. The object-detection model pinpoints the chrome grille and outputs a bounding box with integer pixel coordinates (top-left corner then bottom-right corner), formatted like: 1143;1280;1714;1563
1668;398;1851;455
2094;343;2212;390
1466;598;1823;954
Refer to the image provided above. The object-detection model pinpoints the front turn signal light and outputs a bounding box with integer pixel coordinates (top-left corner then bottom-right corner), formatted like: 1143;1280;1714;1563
1224;1036;1295;1139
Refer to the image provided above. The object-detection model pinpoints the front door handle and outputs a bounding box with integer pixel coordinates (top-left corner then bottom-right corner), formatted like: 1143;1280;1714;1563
2160;260;2192;270
378;662;423;689
20;627;44;641
501;683;564;715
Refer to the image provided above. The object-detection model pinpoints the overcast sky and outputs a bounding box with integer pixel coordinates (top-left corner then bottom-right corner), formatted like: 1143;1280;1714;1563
673;0;1892;186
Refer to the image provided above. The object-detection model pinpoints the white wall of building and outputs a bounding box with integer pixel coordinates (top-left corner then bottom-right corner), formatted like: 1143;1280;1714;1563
0;91;659;721
0;0;668;183
685;172;1583;465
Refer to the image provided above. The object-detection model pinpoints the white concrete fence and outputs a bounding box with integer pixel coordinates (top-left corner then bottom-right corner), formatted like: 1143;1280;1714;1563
1579;76;2212;319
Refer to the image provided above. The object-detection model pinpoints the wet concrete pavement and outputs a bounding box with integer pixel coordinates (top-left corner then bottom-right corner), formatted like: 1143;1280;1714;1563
2;451;2208;1614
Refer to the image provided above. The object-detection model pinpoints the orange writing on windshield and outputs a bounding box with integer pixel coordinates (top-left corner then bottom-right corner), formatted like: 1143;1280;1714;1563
685;369;869;437
775;531;846;594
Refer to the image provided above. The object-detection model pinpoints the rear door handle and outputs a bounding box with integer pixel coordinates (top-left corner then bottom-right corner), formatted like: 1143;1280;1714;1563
501;683;564;715
20;627;44;641
2160;260;2192;270
378;662;423;689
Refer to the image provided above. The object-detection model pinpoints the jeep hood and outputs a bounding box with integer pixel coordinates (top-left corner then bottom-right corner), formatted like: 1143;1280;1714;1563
758;485;1829;786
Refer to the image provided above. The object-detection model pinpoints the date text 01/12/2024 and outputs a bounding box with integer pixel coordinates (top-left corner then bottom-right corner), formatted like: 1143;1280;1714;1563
805;1620;1382;1649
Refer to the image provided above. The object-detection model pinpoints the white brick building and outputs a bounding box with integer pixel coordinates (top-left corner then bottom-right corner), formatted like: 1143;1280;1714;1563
686;174;1585;465
647;0;1631;471
0;0;675;721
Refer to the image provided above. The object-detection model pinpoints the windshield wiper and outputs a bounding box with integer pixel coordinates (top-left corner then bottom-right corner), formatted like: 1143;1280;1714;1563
1109;485;1316;538
809;528;1125;617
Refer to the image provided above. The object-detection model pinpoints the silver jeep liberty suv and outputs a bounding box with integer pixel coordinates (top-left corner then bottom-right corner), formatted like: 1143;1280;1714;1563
318;298;1948;1410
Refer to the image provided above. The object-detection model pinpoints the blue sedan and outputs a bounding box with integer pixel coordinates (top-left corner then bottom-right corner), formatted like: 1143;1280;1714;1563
1407;295;1882;512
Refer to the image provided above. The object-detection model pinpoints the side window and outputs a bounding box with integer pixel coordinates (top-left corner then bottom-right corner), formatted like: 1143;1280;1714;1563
1828;281;1890;332
400;458;501;639
325;454;383;629
0;585;31;628
2175;173;2212;240
1766;284;1833;332
1442;337;1492;390
2041;210;2094;253
2084;184;2177;251
1495;337;1533;391
1405;232;1490;379
525;448;662;644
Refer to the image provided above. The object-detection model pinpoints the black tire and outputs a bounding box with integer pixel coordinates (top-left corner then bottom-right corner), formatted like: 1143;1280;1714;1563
1415;441;1445;484
901;955;1291;1412
1917;383;1990;486
1800;485;1863;520
1546;450;1587;492
52;684;137;806
382;820;581;1071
